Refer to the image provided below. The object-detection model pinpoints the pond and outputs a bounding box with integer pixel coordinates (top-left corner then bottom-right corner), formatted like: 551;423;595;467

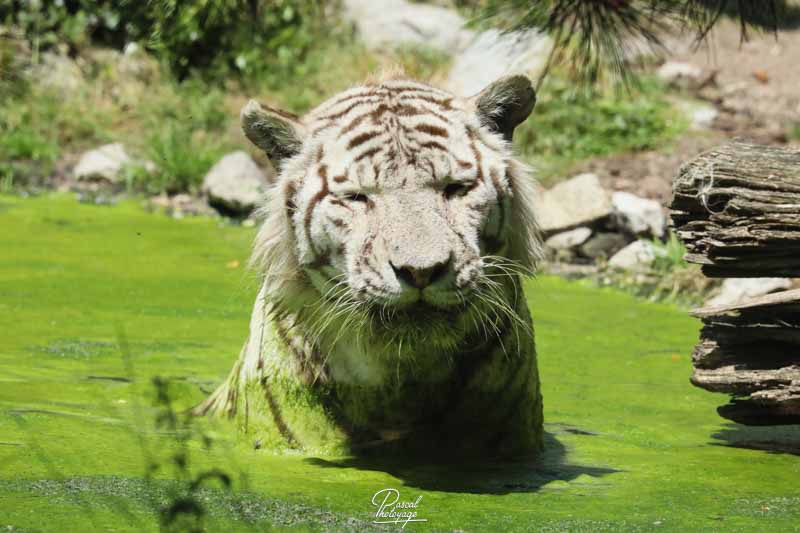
0;194;798;531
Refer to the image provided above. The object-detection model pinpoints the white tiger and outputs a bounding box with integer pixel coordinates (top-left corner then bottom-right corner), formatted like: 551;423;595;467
197;72;544;458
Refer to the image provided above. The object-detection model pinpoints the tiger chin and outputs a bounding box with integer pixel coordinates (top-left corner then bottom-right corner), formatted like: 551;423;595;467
195;72;545;459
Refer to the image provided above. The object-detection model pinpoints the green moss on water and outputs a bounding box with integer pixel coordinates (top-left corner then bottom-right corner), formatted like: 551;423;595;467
0;194;798;532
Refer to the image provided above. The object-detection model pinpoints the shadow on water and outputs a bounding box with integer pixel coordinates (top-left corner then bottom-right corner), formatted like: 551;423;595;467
710;423;800;456
304;431;619;494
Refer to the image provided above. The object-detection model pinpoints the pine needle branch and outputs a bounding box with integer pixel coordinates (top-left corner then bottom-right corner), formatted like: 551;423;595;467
471;0;792;88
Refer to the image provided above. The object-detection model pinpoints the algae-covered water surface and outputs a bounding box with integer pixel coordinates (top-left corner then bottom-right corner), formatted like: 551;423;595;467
0;194;798;532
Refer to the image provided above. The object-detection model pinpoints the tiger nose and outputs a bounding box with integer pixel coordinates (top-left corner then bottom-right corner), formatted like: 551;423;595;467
391;259;450;289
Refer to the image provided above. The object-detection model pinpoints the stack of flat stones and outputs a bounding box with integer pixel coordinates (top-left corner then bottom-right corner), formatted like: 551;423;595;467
670;141;800;425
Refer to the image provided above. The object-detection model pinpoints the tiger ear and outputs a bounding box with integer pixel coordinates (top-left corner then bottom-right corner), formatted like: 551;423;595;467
241;100;306;167
471;75;536;142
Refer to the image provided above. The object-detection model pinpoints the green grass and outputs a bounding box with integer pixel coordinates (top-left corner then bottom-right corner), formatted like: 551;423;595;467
1;31;685;194
0;79;232;192
520;76;687;184
0;85;112;182
0;39;456;194
0;194;798;531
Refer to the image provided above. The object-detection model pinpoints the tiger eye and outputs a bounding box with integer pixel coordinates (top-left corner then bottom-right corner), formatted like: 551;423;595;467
443;182;470;199
343;193;369;203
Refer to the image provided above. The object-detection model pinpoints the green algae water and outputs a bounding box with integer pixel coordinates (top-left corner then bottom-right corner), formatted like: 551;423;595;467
0;194;798;532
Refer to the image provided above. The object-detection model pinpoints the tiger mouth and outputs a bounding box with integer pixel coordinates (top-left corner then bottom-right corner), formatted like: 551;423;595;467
366;302;462;333
379;286;473;311
366;298;470;326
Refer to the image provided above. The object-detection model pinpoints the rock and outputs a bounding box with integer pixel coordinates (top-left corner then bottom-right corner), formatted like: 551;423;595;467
545;227;593;250
705;278;793;307
88;46;160;84
149;193;216;217
202;151;273;214
579;232;628;260
608;240;657;270
342;0;473;53
688;104;719;130
73;143;132;182
536;173;613;234
612;191;667;237
29;52;84;92
656;61;708;90
446;29;551;96
675;99;719;130
543;262;599;279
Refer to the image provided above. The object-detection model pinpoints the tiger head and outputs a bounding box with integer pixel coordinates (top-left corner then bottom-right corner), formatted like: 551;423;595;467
243;74;541;362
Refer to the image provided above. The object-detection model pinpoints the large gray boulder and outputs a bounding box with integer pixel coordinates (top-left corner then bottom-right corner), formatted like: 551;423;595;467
73;143;133;182
446;29;551;97
536;173;613;234
342;0;473;53
612;191;667;237
202;151;273;214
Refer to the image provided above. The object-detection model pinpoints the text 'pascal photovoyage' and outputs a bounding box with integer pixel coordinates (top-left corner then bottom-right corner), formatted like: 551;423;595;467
371;488;427;528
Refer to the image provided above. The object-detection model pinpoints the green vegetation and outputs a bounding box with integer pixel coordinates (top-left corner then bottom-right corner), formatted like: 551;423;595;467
1;194;798;531
651;232;690;274
0;8;455;194
0;85;111;183
789;122;800;141
591;232;717;307
520;76;687;182
0;73;239;193
1;0;331;82
1;1;688;193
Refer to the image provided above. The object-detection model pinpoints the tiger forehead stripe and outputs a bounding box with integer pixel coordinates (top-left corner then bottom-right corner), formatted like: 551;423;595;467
318;97;384;122
418;140;448;153
303;164;329;256
354;146;382;163
397;93;453;110
338;102;449;136
413;124;449;138
314;89;388;114
339;112;369;135
312;89;454;125
325;78;447;102
346;130;383;150
380;81;451;96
